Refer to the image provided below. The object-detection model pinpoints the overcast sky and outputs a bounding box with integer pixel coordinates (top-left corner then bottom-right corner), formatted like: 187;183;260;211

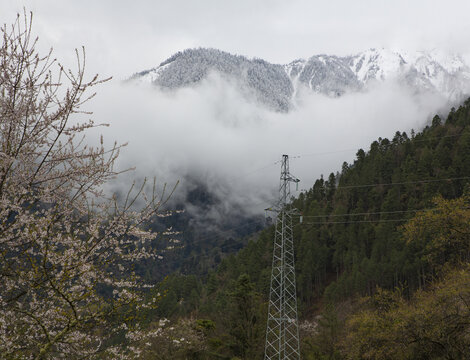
4;0;470;79
3;0;470;215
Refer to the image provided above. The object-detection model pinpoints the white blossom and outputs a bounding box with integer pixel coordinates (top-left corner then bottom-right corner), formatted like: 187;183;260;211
0;12;177;359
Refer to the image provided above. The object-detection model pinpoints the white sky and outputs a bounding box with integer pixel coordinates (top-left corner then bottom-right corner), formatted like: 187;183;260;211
4;0;470;79
3;0;470;213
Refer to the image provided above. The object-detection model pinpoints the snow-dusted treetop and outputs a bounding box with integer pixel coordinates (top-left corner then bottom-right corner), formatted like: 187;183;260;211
130;48;470;112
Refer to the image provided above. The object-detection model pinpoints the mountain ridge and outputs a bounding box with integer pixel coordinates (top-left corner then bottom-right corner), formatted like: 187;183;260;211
130;47;470;111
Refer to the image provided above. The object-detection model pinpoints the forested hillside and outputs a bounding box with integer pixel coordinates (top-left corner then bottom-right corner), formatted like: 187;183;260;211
149;98;470;359
130;48;294;112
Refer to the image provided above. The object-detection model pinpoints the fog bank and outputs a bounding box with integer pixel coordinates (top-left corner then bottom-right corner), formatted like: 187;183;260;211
88;74;453;217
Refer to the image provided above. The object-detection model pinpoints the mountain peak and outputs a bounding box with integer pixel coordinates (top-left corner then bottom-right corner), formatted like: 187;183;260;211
130;48;470;111
130;47;293;112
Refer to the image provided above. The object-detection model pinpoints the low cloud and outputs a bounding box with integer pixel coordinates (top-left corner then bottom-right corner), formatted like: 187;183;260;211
88;73;453;220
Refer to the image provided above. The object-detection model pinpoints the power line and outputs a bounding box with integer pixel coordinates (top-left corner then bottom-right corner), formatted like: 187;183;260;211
299;206;469;226
302;218;410;225
170;177;470;251
406;132;463;143
293;147;362;158
229;161;279;182
295;208;429;218
172;175;470;248
162;131;469;267
223;131;466;188
335;176;470;190
292;132;464;159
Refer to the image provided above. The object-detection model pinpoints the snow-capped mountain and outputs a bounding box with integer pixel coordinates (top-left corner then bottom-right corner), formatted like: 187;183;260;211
288;48;470;100
131;48;293;111
130;48;470;112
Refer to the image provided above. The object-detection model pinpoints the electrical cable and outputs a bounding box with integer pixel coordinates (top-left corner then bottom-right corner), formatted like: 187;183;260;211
294;208;429;218
161;131;470;265
292;132;464;159
335;176;470;189
301;218;411;225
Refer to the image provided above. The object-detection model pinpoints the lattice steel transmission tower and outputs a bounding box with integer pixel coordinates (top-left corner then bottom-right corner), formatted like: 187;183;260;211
264;154;301;360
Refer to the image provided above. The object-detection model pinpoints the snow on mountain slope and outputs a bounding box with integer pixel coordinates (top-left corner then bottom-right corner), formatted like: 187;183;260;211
288;48;470;100
130;48;470;111
349;48;407;82
130;48;294;112
286;55;362;97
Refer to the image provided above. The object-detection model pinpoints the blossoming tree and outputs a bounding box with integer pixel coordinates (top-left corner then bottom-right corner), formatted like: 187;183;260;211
0;12;174;359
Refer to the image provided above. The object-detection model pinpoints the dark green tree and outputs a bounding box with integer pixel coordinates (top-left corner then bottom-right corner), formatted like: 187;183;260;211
227;274;265;359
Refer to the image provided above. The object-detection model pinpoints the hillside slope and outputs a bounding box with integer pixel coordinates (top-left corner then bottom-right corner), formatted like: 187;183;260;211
149;98;470;358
